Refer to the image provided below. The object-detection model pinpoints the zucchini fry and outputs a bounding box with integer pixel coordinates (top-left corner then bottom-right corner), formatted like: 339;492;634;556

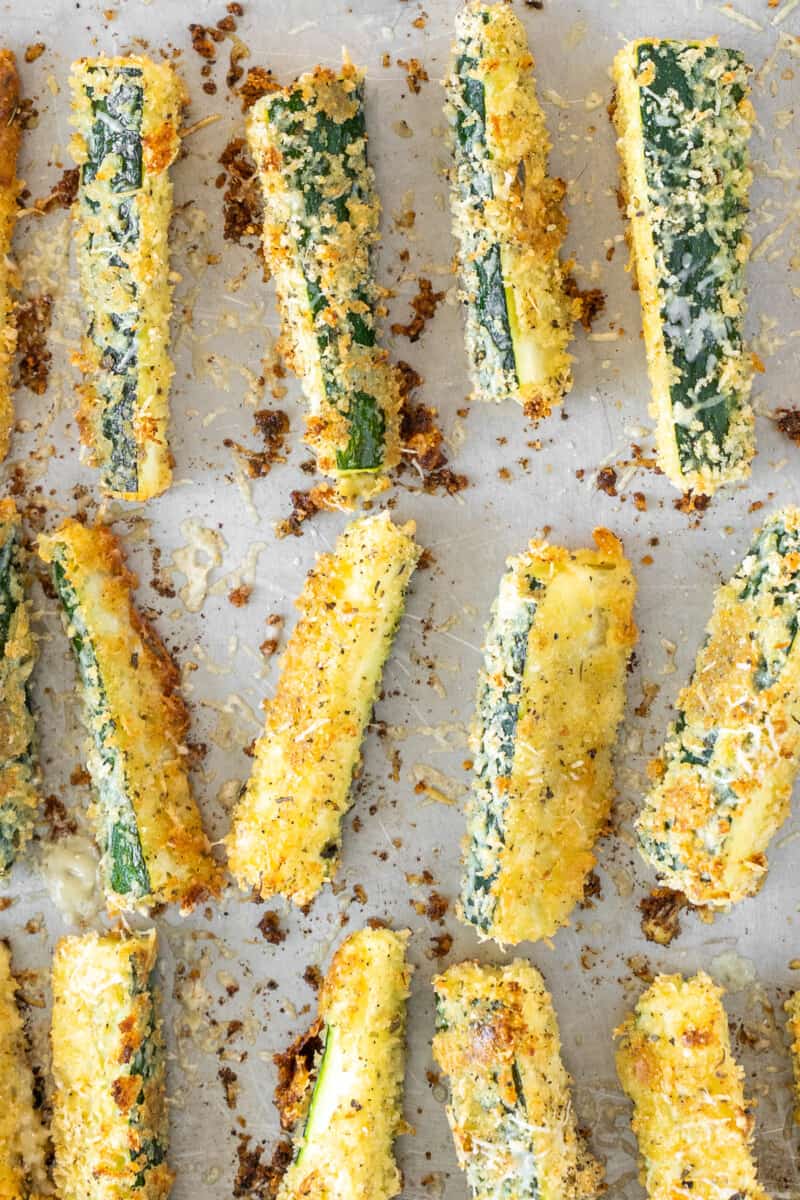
70;56;186;501
432;959;603;1200
612;39;754;494
0;51;21;461
273;927;411;1200
616;972;767;1200
226;512;420;906
0;500;38;874
248;63;401;495
637;507;800;908
461;528;637;945
444;3;580;417
785;990;800;1124
52;929;172;1200
0;942;48;1200
38;519;221;913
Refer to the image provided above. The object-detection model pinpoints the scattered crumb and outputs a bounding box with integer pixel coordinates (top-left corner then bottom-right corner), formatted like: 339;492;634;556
639;887;691;947
234;1133;291;1199
218;137;262;247
396;57;429;93
257;911;286;944
218;1066;239;1110
224;409;289;478
15;294;52;395
32;168;78;214
564;277;606;331
776;408;800;446
579;870;602;909
275;483;338;539
237;65;279;111
303;965;322;992
390;278;445;343
24;43;46;63
596;466;618;496
228;584;252;607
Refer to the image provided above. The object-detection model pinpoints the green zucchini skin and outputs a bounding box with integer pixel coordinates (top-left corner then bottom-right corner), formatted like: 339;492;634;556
70;56;183;502
51;556;150;901
0;503;38;874
612;39;754;493
248;64;401;490
461;565;538;932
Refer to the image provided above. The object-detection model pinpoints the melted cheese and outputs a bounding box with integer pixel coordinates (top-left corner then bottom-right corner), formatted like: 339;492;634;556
616;972;768;1199
462;527;637;945
226;513;420;905
433;959;603;1200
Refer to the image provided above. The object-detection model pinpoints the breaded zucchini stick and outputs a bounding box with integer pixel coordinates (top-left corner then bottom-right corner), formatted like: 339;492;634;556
637;507;800;907
0;942;48;1200
785;990;800;1124
444;2;580;418
0;500;38;874
432;959;603;1200
226;512;420;905
273;928;411;1200
248;63;401;495
52;929;172;1200
616;972;767;1200
70;56;185;501
0;52;21;461
461;528;637;945
612;39;754;494
38;519;221;913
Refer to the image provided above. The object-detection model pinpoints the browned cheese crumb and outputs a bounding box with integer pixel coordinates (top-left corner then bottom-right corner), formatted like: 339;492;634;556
257;910;286;944
275;484;338;539
776;408;800;446
224;408;289;478
396;57;429;93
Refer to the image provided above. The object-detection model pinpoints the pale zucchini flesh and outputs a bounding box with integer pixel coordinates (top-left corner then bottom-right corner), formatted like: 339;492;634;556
273;928;411;1200
445;2;578;418
0;942;48;1200
51;930;172;1200
637;507;800;908
432;959;603;1200
0;500;39;875
461;528;637;945
70;55;184;501
226;512;420;906
247;64;401;494
612;39;754;494
38;519;221;913
616;972;767;1200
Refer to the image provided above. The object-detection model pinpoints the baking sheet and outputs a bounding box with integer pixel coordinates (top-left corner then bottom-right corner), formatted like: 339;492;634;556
2;0;800;1195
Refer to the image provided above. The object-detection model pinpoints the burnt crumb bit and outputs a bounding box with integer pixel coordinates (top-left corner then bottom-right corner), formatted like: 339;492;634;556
274;1019;323;1131
579;870;602;909
224;408;289;478
275;483;338;539
303;964;322;992
234;1133;291;1200
639;887;691;947
524;0;544;7
24;43;46;64
390;278;445;343
218;137;262;247
218;1066;239;1110
228;584;252;607
237;65;279;112
564;276;606;331
42;794;78;840
776;408;800;445
257;910;286;944
396;57;429;94
32;168;79;214
397;362;468;497
260;613;284;659
15;294;52;396
189;23;220;62
673;491;711;523
596;466;618;496
428;931;453;959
